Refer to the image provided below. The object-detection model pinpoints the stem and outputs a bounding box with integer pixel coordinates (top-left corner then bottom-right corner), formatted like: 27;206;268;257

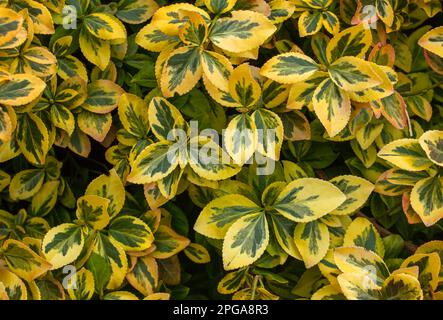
434;224;443;232
207;14;221;40
402;81;443;97
250;275;261;300
315;169;328;180
356;212;417;253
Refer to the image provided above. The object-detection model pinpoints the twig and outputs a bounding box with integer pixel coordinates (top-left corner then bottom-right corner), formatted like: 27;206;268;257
315;170;328;180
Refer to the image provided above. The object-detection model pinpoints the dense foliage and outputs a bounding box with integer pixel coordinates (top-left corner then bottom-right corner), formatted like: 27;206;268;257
0;0;442;300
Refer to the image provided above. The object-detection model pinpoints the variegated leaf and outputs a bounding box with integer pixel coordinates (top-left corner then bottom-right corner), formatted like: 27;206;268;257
419;26;443;58
260;52;320;84
329;175;374;215
294;220;329;268
42;223;85;270
222;212;269;270
313;78;351;137
410;176;443;227
194;194;261;239
418;130;443;167
273;178;346;222
378;138;433;171
108;216;154;251
209;10;276;53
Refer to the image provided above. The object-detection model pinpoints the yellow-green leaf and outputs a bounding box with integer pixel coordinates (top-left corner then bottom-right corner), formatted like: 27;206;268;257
16;113;49;166
419;26;443;58
328;56;382;92
184;243;211;264
77;110;112;142
76;195;110;230
82;80;124;114
117;0;159;24
400;252;440;293
329;175;374;215
89;232;128;290
337;272;380;300
326;24;372;63
334;246;390;286
313;78;351;137
224;114;257;165
252;109;284;160
228;63;261;107
79;28;110;71
260;52;320;84
9;169;45;201
311;285;345;300
2;239;52;282
298;11;323;37
379;273;423;300
135;24;179;52
217;268;247;294
273;178;346;222
85;169;125;218
118;93;149;138
322;11;339;35
201;50;233;92
204;0;237;14
151;225;190;259
127;140;180;184
0;73;45;106
0;269;27;300
378;138;433;171
418;130;443;167
160;45;202;97
343;217;385;257
67;268;95;300
188;136;241;180
42;223;85;270
223;212;269;270
84;13;126;40
30;180;59;217
0;8;23;46
126;256;158;296
294;220;329;268
194;194;262;239
376;0;394;26
270;213;302;259
148;97;186;141
410;176;443;227
209;10;276;53
108;216;154;251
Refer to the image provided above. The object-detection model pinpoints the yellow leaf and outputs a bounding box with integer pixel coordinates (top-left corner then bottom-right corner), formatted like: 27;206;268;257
294;220;329;268
313;78;351;137
343;217;385;257
84;13;126;40
209;10;276;53
194;194;262;239
418;130;443;167
378;138;433;171
160;46;202;97
223;212;269;270
326;24;372;63
328;56;382;92
274;178;346;222
419;26;443;58
260;52;320;84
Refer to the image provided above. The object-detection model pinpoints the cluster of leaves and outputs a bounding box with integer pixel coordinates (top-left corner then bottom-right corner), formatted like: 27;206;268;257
0;0;442;300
